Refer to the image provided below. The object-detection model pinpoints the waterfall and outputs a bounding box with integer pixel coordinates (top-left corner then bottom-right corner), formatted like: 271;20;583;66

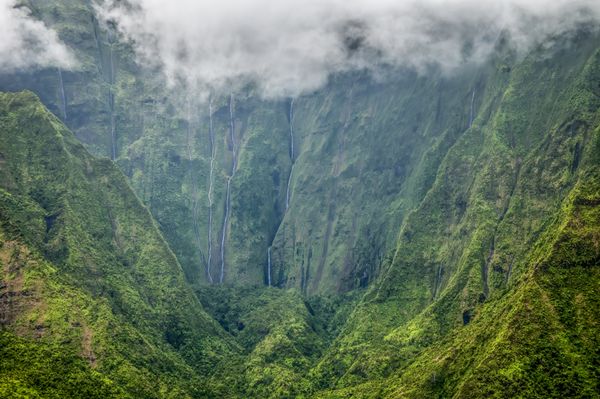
57;68;67;120
220;177;232;284
229;94;237;175
285;99;295;210
107;31;117;160
469;90;476;128
107;28;115;85
433;265;443;299
266;98;298;286
285;164;294;210
289;98;295;160
206;99;215;284
267;246;272;286
220;94;236;284
110;100;116;161
185;101;207;283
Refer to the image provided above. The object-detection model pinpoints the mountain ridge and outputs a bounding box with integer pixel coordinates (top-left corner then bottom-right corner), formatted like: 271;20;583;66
0;2;598;398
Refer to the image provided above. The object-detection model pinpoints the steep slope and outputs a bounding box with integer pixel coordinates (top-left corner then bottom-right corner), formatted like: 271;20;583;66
0;91;238;398
308;32;600;397
0;1;482;292
268;70;484;294
0;2;598;398
314;160;600;399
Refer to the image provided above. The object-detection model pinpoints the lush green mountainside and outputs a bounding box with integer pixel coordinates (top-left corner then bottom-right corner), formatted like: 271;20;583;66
314;168;600;398
0;1;599;398
0;0;485;292
308;33;600;397
0;91;238;398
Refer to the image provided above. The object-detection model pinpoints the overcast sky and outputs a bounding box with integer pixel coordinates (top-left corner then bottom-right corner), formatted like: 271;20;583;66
2;0;599;98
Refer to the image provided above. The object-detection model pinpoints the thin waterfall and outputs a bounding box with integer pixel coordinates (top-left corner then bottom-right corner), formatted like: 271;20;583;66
285;99;295;210
220;178;232;284
220;94;236;284
109;96;116;160
91;15;103;68
266;98;297;285
285;165;294;210
469;90;476;128
186;101;205;282
433;265;443;299
267;246;272;286
229;94;237;174
289;99;295;159
57;68;67;120
206;98;215;284
107;30;117;160
107;29;115;85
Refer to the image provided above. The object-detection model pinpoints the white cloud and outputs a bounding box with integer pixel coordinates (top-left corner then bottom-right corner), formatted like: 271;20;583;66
96;0;600;98
0;0;77;73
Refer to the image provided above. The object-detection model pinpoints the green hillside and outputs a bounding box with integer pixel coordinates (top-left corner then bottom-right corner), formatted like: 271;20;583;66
0;1;598;398
0;91;238;398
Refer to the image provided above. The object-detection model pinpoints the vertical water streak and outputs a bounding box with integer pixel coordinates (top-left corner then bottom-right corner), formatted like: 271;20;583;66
110;95;116;161
186;101;206;282
268;98;298;285
107;28;115;85
206;98;215;283
220;178;232;284
229;94;237;175
433;265;443;299
289;98;295;160
285;99;295;210
220;94;236;284
285;165;294;210
107;31;117;160
469;90;476;128
267;246;272;286
57;68;67;120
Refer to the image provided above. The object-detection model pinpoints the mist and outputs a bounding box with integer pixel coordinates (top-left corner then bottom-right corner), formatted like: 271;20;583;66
0;0;76;73
94;0;600;99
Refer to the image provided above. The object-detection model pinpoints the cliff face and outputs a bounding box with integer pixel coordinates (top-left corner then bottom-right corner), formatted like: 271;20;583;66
0;2;599;398
0;1;493;292
310;34;600;397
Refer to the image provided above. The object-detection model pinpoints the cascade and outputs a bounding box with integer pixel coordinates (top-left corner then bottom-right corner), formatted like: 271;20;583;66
185;101;206;282
57;68;67;120
107;29;115;85
206;98;215;283
285;99;295;210
266;98;297;285
285;164;294;210
469;90;476;128
220;94;237;284
229;94;237;174
110;97;116;160
220;177;232;284
107;31;117;160
484;160;521;297
313;103;352;292
267;246;272;286
289;98;295;159
433;265;443;299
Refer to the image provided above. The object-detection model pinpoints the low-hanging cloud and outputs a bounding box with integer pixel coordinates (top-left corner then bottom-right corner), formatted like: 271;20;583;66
97;0;600;98
0;0;77;73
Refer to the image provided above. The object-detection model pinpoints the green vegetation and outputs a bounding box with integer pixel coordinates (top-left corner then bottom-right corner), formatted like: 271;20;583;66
307;33;600;398
0;2;598;397
0;332;127;399
0;91;238;398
